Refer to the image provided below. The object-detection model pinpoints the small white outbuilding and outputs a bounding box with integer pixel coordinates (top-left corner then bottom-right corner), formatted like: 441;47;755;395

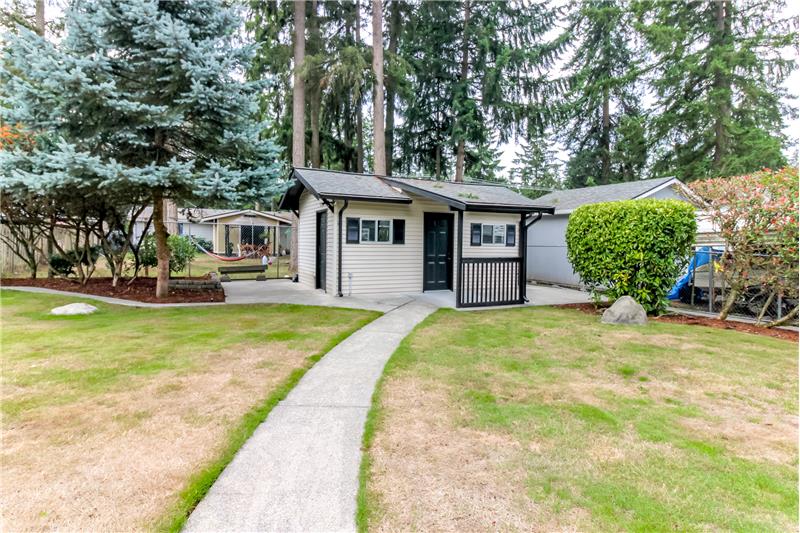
279;168;554;308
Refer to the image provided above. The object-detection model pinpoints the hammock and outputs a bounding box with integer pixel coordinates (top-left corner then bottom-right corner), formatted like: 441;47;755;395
190;237;257;262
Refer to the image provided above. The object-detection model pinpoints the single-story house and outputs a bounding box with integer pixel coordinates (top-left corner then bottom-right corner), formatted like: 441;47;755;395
278;168;554;308
133;206;292;255
527;177;708;287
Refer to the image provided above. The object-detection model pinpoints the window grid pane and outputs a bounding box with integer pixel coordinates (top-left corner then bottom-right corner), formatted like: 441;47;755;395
377;220;391;242
361;220;376;242
482;224;493;244
493;225;504;244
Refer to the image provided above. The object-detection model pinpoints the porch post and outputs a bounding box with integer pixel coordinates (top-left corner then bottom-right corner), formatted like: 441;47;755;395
519;212;527;304
455;209;464;308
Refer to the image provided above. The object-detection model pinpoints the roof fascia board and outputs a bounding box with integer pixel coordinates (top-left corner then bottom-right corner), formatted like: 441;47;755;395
292;168;323;201
198;209;290;223
633;177;706;207
324;194;412;204
465;204;555;214
632;177;680;199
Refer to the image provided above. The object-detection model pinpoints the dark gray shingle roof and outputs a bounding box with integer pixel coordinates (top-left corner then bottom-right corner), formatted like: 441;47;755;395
535;177;677;212
280;168;553;213
293;168;410;202
384;176;553;212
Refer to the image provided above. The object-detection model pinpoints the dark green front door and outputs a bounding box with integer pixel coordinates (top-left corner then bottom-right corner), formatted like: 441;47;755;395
423;213;453;291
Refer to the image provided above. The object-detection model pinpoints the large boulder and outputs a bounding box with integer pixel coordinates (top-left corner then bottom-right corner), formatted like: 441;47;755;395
601;296;647;325
50;303;98;316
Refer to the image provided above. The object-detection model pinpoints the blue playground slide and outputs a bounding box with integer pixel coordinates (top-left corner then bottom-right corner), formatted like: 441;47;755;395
667;247;721;300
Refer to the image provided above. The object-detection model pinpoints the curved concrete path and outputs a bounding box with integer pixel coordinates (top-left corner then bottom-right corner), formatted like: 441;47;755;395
183;299;437;533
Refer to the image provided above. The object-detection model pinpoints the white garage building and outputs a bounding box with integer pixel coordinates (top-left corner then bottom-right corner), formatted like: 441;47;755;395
527;177;702;288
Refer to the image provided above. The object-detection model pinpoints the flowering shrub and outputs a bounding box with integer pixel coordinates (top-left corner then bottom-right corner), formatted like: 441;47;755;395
690;167;799;324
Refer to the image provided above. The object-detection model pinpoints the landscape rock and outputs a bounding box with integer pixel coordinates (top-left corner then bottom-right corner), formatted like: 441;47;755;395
50;303;98;316
601;296;647;325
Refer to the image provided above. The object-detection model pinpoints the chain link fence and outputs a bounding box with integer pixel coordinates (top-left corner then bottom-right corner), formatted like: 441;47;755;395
176;220;294;280
668;246;798;326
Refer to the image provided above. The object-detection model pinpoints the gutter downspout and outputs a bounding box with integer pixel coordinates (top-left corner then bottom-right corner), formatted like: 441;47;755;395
337;200;349;297
521;212;544;303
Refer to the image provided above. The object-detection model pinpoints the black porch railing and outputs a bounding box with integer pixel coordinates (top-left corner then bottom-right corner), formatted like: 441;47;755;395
457;257;524;307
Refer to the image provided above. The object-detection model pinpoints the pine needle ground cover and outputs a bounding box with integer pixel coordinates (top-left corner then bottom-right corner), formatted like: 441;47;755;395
0;290;378;531
359;307;798;531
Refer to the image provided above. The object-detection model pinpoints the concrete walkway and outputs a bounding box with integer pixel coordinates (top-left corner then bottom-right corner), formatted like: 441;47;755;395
183;299;437;533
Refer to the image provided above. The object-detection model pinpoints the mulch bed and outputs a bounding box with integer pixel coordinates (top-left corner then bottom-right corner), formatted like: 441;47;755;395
1;277;225;304
558;302;798;342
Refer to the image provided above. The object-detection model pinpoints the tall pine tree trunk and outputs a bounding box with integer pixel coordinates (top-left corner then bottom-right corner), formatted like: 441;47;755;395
385;0;399;176
309;0;322;168
152;189;170;298
372;0;386;175
355;1;365;173
34;0;44;36
712;0;731;173
454;0;471;183
291;0;305;272
601;85;611;184
435;144;441;179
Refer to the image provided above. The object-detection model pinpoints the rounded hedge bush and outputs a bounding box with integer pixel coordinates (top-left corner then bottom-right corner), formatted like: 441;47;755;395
566;198;697;312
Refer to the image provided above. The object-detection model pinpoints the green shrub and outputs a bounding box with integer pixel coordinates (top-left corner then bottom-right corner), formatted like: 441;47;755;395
135;233;197;274
168;235;197;273
48;253;76;277
138;234;158;270
48;246;102;277
566;199;697;312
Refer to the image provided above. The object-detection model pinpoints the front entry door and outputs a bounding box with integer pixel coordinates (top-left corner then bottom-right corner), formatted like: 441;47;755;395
316;211;327;290
423;213;453;291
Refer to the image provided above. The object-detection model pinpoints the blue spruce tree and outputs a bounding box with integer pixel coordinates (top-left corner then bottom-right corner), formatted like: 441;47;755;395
1;0;284;297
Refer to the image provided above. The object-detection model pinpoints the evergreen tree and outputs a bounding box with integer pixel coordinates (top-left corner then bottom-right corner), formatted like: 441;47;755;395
511;135;562;196
558;0;646;188
464;137;505;183
452;0;562;181
396;0;562;180
394;0;460;178
1;0;283;297
637;0;797;181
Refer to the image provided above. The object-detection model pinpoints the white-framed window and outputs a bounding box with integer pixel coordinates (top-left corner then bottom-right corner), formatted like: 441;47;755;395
361;219;391;242
347;218;404;244
470;223;516;247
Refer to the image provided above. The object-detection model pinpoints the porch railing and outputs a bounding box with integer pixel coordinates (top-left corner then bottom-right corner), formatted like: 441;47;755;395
457;257;524;308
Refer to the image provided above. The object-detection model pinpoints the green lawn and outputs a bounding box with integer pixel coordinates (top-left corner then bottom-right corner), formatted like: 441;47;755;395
1;289;378;531
359;306;798;532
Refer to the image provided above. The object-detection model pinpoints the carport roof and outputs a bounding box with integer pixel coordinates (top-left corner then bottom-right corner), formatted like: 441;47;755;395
279;168;554;214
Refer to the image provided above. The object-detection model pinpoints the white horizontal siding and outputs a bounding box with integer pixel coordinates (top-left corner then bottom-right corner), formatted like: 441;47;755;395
462;212;521;258
299;190;526;296
337;196;450;294
297;191;334;292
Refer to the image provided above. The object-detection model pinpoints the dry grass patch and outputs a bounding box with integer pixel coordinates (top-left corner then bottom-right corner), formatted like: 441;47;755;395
360;306;798;532
1;289;378;531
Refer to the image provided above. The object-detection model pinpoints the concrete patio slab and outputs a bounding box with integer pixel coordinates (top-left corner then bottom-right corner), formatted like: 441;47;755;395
182;299;437;533
222;279;413;312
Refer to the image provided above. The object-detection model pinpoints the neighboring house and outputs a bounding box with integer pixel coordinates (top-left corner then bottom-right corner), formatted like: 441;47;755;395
528;177;707;287
133;206;292;255
279;168;554;308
